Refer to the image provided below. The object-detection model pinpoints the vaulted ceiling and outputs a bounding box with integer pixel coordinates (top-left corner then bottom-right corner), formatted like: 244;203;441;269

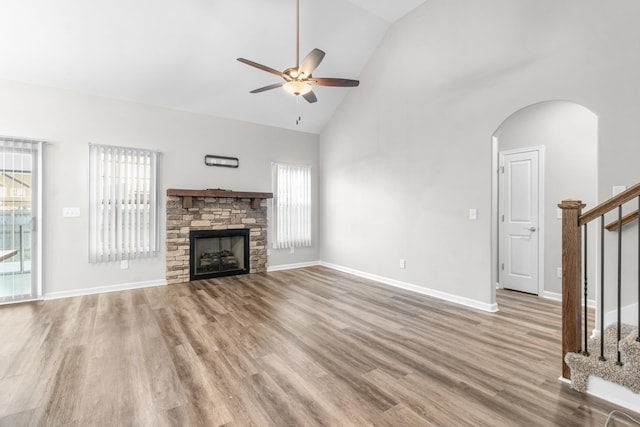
0;0;426;134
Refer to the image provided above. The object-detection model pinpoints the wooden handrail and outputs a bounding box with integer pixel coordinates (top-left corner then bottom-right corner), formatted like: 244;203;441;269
605;210;639;231
579;182;640;226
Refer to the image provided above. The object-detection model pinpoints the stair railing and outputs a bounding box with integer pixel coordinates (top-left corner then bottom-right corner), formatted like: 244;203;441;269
559;182;640;379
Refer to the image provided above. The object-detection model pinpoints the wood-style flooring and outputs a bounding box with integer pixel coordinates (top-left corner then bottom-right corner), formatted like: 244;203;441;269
0;266;637;426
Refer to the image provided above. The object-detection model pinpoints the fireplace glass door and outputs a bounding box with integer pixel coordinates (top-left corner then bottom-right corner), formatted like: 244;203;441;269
190;229;250;280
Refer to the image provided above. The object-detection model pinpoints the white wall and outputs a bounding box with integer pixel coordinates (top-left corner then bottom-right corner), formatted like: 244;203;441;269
0;79;319;296
320;0;640;308
494;101;598;296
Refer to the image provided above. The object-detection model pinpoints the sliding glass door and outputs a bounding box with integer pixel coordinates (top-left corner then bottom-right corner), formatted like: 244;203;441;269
0;138;43;303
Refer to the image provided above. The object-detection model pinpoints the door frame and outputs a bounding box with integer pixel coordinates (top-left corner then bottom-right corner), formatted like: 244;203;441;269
497;145;545;295
34;141;44;299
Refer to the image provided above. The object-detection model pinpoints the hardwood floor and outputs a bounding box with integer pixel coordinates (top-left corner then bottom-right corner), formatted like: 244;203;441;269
0;266;637;426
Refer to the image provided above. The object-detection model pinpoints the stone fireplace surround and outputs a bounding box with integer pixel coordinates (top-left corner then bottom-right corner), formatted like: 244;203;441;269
165;189;272;285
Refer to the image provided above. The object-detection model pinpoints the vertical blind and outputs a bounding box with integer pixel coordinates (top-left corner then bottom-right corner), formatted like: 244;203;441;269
272;162;311;249
0;137;43;301
89;144;159;263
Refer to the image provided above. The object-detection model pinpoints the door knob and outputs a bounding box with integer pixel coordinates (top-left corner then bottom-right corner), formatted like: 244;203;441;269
524;226;537;232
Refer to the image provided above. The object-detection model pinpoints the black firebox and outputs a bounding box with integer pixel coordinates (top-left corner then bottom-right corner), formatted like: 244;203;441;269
189;229;250;280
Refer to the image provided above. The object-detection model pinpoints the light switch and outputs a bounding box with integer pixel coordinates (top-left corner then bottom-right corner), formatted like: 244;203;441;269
469;209;477;220
556;208;563;219
63;207;80;218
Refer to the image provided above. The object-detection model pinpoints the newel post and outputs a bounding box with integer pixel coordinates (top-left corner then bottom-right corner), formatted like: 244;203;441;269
558;199;586;379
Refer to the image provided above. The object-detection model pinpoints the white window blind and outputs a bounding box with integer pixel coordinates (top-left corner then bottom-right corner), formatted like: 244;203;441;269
272;162;311;249
89;144;159;263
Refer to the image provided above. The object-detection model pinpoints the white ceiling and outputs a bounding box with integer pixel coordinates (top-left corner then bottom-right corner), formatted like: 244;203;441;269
0;0;426;134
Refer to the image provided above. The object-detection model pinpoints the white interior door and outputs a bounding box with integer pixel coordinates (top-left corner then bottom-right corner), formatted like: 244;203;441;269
499;148;541;295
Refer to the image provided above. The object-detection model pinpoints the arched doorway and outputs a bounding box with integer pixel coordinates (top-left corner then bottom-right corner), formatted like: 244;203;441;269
491;100;598;304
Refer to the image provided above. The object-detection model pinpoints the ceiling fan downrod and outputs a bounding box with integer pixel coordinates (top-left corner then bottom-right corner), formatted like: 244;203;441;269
295;0;300;69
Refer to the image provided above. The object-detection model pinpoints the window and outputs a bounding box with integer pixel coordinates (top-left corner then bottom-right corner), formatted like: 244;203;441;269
89;144;159;263
272;162;311;249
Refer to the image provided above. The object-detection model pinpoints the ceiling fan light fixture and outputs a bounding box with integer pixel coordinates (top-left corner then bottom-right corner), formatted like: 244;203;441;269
283;80;312;96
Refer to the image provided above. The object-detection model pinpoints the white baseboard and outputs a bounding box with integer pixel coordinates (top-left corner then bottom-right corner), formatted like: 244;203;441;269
541;290;562;302
319;261;498;313
541;290;596;308
267;261;320;272
588;376;640;414
43;279;167;300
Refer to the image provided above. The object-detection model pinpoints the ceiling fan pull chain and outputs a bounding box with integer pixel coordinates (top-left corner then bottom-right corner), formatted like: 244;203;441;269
295;96;302;125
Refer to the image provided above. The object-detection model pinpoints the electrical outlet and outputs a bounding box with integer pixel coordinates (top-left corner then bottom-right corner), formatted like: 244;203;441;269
557;267;562;278
399;259;406;269
121;260;129;269
556;208;563;219
469;208;477;220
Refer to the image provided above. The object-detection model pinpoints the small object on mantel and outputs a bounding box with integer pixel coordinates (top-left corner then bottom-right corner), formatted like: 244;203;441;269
167;188;273;209
207;188;231;192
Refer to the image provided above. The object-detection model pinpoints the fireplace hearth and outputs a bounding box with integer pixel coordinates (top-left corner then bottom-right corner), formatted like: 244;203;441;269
190;229;250;280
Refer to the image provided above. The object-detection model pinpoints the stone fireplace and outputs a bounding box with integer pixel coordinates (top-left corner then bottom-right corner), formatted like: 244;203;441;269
165;189;272;285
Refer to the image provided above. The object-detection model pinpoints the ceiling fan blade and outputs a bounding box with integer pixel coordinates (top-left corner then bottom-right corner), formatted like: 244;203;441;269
312;77;360;87
250;82;286;93
237;58;283;78
302;90;317;103
298;49;325;77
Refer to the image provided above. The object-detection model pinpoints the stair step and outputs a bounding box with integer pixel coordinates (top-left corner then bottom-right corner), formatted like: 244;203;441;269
565;324;640;393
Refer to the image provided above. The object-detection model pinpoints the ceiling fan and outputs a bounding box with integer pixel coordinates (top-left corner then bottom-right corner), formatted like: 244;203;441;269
237;0;359;104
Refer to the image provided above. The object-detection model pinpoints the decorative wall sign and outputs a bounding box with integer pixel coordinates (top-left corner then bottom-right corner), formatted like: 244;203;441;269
204;155;239;168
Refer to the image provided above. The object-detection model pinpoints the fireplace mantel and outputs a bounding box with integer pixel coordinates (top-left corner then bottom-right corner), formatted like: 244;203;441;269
167;188;273;209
